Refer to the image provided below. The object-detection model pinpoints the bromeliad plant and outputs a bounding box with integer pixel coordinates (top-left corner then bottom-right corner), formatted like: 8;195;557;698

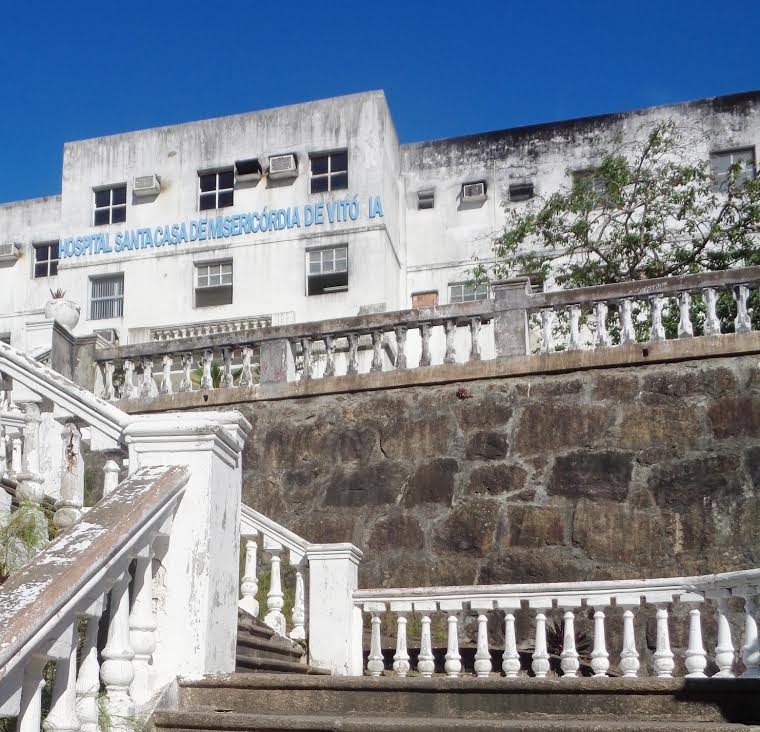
49;288;66;299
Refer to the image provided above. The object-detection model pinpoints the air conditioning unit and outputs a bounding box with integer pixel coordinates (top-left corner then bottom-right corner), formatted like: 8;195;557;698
133;174;161;197
462;181;487;202
0;242;21;264
235;158;262;183
268;154;298;180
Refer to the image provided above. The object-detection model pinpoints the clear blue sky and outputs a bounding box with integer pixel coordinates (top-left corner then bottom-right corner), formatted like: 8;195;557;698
2;0;758;203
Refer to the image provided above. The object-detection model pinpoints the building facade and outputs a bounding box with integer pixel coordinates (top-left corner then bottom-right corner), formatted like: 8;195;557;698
0;89;758;347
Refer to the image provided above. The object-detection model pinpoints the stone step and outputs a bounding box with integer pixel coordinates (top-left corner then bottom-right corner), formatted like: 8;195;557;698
152;708;760;731
178;674;760;725
237;609;276;640
236;631;305;662
235;654;330;675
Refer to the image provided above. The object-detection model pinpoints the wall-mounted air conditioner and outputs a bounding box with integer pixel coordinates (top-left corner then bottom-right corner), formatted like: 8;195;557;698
461;181;487;202
0;242;21;265
235;158;262;183
133;174;161;197
268;154;298;180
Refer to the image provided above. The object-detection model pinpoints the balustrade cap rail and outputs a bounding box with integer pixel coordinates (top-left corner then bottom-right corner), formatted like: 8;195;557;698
95;300;495;362
525;265;760;311
241;503;308;562
0;464;189;681
353;568;760;606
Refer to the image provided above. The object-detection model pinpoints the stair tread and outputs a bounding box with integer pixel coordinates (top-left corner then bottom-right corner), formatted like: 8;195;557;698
235;654;330;675
237;632;305;659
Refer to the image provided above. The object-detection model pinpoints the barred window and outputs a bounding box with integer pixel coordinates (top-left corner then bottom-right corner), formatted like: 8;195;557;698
449;282;489;304
307;246;348;295
310;151;348;194
199;170;234;211
94;185;127;226
33;242;59;278
195;261;233;307
711;148;756;192
90;275;124;320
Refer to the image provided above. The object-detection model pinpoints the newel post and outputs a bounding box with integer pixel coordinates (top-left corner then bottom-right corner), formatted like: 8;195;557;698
259;338;295;388
305;543;363;675
122;411;251;689
491;277;531;358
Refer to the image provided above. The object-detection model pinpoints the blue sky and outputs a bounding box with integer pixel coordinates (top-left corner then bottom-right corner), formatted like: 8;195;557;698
1;0;758;203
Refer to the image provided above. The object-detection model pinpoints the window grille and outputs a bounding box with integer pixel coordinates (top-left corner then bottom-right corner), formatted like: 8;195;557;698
90;275;124;320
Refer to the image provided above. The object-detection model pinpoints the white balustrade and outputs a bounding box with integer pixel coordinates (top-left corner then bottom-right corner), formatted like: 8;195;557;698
129;547;157;706
444;613;461;677
290;566;306;641
239;537;260;617
591;608;610;677
560;609;579;678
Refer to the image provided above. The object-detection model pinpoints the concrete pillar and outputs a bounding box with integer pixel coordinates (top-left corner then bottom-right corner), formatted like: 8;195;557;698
259;338;295;386
491;277;531;358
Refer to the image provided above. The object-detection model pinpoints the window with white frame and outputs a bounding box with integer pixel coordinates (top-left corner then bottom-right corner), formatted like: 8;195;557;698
33;242;59;278
195;261;233;307
199;170;234;211
310;151;348;194
90;275;124;320
307;246;348;295
449;281;489;304
94;185;127;226
710;148;756;192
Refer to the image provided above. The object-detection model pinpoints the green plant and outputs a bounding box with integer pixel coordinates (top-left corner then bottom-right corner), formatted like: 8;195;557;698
190;361;245;389
0;501;51;581
49;288;66;299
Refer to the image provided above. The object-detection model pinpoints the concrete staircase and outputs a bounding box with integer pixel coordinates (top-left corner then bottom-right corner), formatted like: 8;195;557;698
152;674;760;731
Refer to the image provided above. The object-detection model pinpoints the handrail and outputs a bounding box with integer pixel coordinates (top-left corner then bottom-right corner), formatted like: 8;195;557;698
240;503;308;563
0;464;189;682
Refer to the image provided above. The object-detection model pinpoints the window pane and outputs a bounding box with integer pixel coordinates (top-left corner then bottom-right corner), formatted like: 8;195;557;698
112;186;127;205
34;245;48;262
94;208;110;226
310;176;329;194
199;193;216;211
311;155;329;175
50;260;58;277
50;242;59;260
217;190;234;208
332;151;347;172
34;262;47;278
197;274;208;287
209;273;221;286
199;174;216;192
112;205;126;224
221;263;232;275
94;189;110;208
219;170;234;190
221;273;232;285
323;259;334;273
331;173;348;190
309;261;321;274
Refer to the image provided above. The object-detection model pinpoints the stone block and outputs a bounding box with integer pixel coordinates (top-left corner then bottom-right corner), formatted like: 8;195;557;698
367;509;424;551
548;450;633;501
467;463;529;496
641;366;737;401
432;497;502;555
708;396;760;439
745;445;760;488
291;508;365;546
454;392;513;430
513;403;614;455
505;504;565;548
648;454;741;508
618;403;703;450
593;374;640;401
513;378;584;399
380;415;453;460
324;461;407;507
402;458;459;507
479;546;593;584
465;431;508;460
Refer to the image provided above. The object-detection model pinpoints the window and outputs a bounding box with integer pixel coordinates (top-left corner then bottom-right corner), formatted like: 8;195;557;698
307;246;348;295
90;275;124;320
711;148;756;192
449;282;489;304
195;261;233;308
572;169;606;196
199;170;234;211
417;189;435;210
94;185;127;226
310;151;348;193
33;242;59;278
509;182;534;202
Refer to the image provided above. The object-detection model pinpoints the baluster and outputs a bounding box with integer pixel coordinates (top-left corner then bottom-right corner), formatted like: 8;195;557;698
560;609;579;678
540;309;554;353
502;613;520;677
370;331;384;372
444;614;461;677
443;320;457;364
200;349;214;390
347;333;359;375
300;337;313;380
591;609;610;677
393;614;410;676
531;609;550;678
178;353;193;392
17;656;47;732
103;361;116;401
714;596;735;677
159;355;173;395
220;346;234;388
76;599;103;732
568;305;581;350
650;296;666;342
685;606;707;678
741;592;760;677
44;623;79;732
100;571;135;722
677;292;694;338
239;538;260;617
323;335;336;377
474;614;492;677
469;317;482;362
103;459;120;496
54;423;83;529
594;301;611;347
652;605;674;677
0;424;6;478
417;615;435;677
141;357;158;398
419;323;432;367
290;566;306;641
129;547;157;706
733;285;752;333
367;612;384;676
619;607;640;677
395;326;408;370
11;435;22;475
239;346;255;387
620;299;636;344
264;546;286;635
703;287;721;336
121;359;136;399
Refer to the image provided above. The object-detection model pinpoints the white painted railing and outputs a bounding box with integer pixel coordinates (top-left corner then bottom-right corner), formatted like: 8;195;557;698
353;570;760;678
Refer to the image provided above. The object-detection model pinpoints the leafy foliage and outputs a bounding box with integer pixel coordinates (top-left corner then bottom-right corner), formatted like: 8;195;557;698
0;500;50;582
